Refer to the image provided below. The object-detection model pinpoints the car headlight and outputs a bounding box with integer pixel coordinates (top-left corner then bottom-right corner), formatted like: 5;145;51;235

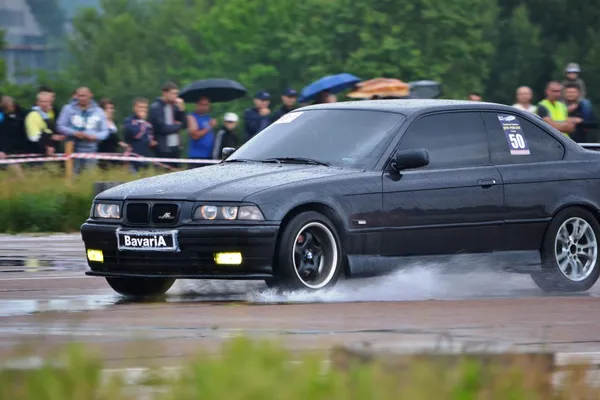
93;202;121;219
193;205;264;221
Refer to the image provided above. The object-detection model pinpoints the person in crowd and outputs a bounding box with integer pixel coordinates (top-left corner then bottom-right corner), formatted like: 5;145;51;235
24;91;66;156
563;82;597;143
537;81;580;138
562;62;586;100
468;92;482;101
212;112;240;160
97;98;129;170
56;86;110;173
512;86;537;113
243;91;272;140
0;95;30;156
123;97;157;173
271;88;298;122
186;96;216;168
37;85;59;121
313;90;330;104
148;81;187;168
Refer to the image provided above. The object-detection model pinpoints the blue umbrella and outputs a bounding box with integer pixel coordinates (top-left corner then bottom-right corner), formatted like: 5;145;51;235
299;73;361;103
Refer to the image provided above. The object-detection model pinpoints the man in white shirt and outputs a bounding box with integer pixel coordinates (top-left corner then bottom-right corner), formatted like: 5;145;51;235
512;86;537;114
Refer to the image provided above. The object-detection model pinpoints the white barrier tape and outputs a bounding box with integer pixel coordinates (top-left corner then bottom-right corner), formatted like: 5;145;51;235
0;153;220;166
5;152;126;158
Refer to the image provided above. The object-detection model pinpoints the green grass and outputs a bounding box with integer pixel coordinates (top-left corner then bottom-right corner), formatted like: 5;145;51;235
0;164;164;233
0;336;598;399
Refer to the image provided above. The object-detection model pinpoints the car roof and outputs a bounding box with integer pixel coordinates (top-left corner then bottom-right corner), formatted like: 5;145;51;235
297;99;520;116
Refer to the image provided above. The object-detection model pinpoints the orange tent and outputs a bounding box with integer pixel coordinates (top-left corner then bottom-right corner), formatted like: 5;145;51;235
347;77;410;99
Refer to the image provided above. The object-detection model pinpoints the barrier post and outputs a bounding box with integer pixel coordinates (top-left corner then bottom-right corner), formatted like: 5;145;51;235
64;140;74;182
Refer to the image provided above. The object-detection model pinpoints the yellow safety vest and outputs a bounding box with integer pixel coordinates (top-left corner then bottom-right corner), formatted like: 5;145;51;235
539;99;569;136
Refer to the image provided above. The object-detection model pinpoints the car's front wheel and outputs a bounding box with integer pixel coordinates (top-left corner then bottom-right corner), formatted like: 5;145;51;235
531;207;600;292
105;277;176;297
270;211;343;291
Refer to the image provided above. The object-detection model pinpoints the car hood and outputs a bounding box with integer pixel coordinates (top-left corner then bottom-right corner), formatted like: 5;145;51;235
96;162;359;201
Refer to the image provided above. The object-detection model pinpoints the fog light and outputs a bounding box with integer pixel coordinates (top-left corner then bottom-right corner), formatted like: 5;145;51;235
87;249;104;263
214;252;242;265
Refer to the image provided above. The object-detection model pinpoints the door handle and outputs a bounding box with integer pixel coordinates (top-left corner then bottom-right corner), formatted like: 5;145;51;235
478;178;496;188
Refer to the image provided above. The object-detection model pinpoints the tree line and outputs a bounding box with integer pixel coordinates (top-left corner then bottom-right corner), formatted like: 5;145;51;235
1;0;599;122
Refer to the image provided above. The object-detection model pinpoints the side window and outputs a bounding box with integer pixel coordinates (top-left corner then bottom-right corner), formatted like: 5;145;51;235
396;112;489;169
482;112;564;164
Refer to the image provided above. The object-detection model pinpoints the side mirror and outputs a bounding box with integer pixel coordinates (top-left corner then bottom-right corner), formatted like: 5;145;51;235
221;147;236;160
391;148;429;171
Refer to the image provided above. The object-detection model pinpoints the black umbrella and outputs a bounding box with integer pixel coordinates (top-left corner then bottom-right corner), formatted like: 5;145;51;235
179;79;248;103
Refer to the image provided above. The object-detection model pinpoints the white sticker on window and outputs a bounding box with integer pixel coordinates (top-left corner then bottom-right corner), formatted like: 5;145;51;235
497;114;530;155
273;111;303;124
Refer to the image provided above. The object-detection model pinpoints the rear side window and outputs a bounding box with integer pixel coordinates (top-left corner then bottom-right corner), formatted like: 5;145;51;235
482;112;564;164
396;112;489;169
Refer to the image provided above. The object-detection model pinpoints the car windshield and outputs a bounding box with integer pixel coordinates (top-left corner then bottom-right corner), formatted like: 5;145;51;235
228;109;405;169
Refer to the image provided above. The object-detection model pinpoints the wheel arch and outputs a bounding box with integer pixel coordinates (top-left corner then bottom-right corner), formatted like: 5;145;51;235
541;201;600;249
274;202;350;277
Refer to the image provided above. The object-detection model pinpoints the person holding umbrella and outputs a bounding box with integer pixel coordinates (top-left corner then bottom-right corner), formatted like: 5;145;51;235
186;96;217;167
243;91;272;140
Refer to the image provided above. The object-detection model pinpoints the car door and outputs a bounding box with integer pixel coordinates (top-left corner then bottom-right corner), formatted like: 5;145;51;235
381;111;504;256
481;111;566;251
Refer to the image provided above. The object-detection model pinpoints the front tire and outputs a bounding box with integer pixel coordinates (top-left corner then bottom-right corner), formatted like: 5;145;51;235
531;207;600;293
106;277;176;297
270;211;343;291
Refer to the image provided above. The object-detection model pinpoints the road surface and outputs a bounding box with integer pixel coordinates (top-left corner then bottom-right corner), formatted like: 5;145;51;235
2;234;600;369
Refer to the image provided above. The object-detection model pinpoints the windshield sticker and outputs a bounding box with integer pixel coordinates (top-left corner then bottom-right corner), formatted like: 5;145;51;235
497;114;530;155
273;111;303;124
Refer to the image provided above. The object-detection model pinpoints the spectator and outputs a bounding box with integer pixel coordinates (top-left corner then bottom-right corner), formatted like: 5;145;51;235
24;91;66;156
563;83;597;143
512;86;537;113
148;81;187;167
537;81;578;137
37;86;63;154
186;96;216;167
468;92;482;101
313;91;330;104
271;88;298;122
0;96;30;155
212;112;240;160
123;97;157;173
56;86;110;174
243;91;271;140
97;98;127;170
37;85;59;122
327;93;337;103
562;63;586;100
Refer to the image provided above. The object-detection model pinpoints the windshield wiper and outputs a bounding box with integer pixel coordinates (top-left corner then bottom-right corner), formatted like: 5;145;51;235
261;157;330;166
222;158;257;163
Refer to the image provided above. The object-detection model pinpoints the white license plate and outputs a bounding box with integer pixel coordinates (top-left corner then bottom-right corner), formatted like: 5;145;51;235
116;229;179;252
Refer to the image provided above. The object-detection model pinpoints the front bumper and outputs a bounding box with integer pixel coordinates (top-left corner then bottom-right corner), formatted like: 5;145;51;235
81;222;279;279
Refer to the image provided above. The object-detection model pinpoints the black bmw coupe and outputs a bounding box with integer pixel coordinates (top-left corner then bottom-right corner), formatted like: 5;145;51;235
82;99;600;296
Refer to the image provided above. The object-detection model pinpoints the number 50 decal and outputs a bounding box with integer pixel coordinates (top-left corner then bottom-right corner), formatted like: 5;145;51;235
498;115;530;155
508;133;526;149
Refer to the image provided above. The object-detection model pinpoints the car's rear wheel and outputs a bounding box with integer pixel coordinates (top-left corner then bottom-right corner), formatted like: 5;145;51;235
530;207;600;293
270;211;343;291
105;277;176;297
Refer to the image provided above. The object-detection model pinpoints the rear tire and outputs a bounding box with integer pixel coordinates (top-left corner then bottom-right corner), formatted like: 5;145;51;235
105;277;176;297
270;211;343;291
530;207;600;293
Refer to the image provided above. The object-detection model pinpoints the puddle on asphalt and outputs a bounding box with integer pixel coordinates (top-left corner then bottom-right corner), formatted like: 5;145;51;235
1;235;600;319
0;257;86;273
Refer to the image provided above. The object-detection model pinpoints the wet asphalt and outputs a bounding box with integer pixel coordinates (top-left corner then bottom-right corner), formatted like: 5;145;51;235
3;234;600;367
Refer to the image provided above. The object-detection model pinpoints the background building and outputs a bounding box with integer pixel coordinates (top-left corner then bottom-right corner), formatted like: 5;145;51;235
0;0;100;84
